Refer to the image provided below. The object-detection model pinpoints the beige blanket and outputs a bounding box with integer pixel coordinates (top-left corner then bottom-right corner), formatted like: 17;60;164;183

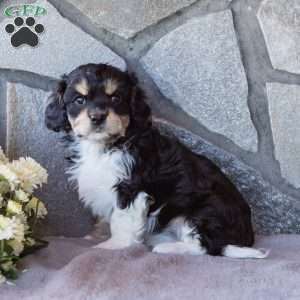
1;235;300;300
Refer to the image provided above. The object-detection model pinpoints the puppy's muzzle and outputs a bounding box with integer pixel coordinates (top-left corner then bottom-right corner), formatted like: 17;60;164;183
88;109;107;126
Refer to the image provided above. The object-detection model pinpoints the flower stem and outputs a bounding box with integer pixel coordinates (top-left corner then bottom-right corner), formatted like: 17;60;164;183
31;201;40;233
0;240;4;256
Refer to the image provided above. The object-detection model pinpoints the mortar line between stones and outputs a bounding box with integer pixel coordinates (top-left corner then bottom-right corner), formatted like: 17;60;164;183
229;8;261;153
230;4;263;151
267;69;300;85
230;1;282;184
131;1;233;59
48;0;232;60
47;0;128;59
0;68;57;92
230;2;300;198
132;2;232;59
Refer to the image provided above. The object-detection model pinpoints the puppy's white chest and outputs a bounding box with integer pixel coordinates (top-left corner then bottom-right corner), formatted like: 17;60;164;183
72;141;133;220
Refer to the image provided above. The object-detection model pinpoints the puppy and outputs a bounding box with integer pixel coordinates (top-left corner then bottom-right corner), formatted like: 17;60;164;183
45;63;268;258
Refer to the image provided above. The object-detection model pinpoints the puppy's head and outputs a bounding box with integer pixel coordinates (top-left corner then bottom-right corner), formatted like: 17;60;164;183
45;64;151;142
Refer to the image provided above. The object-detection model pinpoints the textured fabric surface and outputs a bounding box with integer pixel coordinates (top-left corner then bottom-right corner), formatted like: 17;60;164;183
1;235;300;300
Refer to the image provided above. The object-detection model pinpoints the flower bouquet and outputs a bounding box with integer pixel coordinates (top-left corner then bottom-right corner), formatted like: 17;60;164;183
0;147;48;284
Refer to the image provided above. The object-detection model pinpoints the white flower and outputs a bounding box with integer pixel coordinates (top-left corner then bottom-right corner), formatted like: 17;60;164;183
11;217;24;243
7;239;24;256
0;147;8;164
0;152;48;282
0;215;24;241
0;165;19;190
9;157;48;193
15;189;30;203
26;197;47;219
0;215;16;240
16;211;29;231
15;212;29;230
7;200;23;215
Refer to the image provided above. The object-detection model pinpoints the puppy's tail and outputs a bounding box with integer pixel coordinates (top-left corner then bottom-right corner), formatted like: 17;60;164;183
222;245;270;259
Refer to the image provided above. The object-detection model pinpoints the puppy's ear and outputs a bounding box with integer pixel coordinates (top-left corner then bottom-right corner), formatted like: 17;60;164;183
45;79;71;132
129;73;151;130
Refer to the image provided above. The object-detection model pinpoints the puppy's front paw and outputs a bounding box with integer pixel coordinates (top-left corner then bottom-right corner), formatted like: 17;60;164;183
152;243;176;254
93;239;128;250
132;192;153;217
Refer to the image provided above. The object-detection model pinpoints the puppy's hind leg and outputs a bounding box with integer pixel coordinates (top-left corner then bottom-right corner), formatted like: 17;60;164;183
94;192;150;249
151;217;206;255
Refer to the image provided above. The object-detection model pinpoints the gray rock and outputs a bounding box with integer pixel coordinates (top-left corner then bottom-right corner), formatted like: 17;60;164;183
266;83;300;189
258;0;300;74
155;119;300;234
0;0;126;78
6;82;93;236
66;0;197;39
142;10;258;152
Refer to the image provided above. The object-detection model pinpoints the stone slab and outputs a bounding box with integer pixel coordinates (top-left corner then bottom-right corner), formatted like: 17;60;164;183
0;0;126;78
266;83;300;189
66;0;197;39
6;82;93;236
258;0;300;74
142;10;258;152
156;119;300;234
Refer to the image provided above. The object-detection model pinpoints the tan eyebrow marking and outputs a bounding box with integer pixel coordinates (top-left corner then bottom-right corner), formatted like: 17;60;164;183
75;78;89;96
104;78;118;95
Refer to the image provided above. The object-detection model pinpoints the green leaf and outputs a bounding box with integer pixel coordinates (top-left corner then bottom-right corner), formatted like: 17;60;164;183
21;239;48;257
1;265;18;280
0;255;19;264
0;181;10;194
0;175;8;182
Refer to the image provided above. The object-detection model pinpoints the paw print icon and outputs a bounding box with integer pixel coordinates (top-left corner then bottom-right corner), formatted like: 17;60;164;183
5;17;44;47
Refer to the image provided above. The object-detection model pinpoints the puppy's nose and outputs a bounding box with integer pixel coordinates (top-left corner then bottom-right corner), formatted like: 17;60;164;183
88;109;107;125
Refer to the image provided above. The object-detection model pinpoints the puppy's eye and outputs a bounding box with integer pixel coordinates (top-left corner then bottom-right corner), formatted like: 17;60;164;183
74;97;86;105
111;96;121;104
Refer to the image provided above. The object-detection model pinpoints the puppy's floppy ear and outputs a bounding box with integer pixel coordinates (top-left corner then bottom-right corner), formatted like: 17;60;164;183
129;73;151;129
45;78;71;132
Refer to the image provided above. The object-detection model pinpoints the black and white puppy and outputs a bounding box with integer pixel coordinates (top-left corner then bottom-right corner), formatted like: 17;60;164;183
45;63;268;258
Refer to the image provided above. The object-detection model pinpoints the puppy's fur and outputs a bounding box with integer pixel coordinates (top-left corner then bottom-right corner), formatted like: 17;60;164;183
45;64;268;258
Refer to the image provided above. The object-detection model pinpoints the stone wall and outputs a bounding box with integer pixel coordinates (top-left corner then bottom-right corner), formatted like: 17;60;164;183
0;0;299;236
